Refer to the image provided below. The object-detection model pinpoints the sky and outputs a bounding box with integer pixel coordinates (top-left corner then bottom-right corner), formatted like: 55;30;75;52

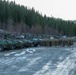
9;0;76;20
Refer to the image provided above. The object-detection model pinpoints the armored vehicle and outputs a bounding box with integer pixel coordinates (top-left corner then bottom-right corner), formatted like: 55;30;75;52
19;39;33;47
9;39;24;49
0;39;14;51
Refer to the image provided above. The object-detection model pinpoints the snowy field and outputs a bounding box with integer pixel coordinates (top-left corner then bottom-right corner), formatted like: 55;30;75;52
0;43;76;75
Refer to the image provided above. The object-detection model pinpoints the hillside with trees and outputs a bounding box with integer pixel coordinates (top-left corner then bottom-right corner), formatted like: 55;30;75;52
0;0;76;36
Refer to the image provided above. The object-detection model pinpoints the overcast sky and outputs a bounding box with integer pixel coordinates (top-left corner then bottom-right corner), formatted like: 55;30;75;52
9;0;76;20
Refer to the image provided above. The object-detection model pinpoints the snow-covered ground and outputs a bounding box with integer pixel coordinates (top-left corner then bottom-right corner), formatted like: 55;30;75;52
0;45;76;75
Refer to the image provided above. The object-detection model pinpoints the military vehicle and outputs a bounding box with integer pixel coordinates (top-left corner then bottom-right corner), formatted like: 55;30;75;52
19;39;33;47
9;39;24;49
31;38;41;47
0;39;14;51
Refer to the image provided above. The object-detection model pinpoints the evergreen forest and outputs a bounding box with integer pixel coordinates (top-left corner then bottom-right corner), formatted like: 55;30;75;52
0;0;76;36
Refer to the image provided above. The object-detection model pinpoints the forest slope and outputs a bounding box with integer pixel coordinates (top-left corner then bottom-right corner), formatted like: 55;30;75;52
0;0;76;36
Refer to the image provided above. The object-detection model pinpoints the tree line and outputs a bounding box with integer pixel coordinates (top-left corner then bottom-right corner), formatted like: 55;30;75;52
0;0;76;36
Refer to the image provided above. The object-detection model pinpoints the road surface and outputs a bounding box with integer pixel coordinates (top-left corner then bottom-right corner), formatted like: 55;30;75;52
0;44;76;75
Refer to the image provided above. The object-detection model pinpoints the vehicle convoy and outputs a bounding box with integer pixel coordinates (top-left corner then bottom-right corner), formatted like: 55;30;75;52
0;33;74;51
0;38;41;51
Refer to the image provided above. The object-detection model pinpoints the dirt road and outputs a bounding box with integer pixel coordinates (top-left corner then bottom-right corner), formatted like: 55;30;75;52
0;46;76;75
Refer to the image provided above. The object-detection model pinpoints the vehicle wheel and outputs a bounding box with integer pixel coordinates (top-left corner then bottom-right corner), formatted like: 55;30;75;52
31;44;34;47
21;45;25;48
0;45;4;51
11;45;15;50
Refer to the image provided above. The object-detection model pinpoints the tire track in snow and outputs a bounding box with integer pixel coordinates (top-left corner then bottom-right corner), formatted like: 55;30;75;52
33;51;61;75
33;60;52;75
51;51;76;75
33;48;76;75
18;57;42;72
